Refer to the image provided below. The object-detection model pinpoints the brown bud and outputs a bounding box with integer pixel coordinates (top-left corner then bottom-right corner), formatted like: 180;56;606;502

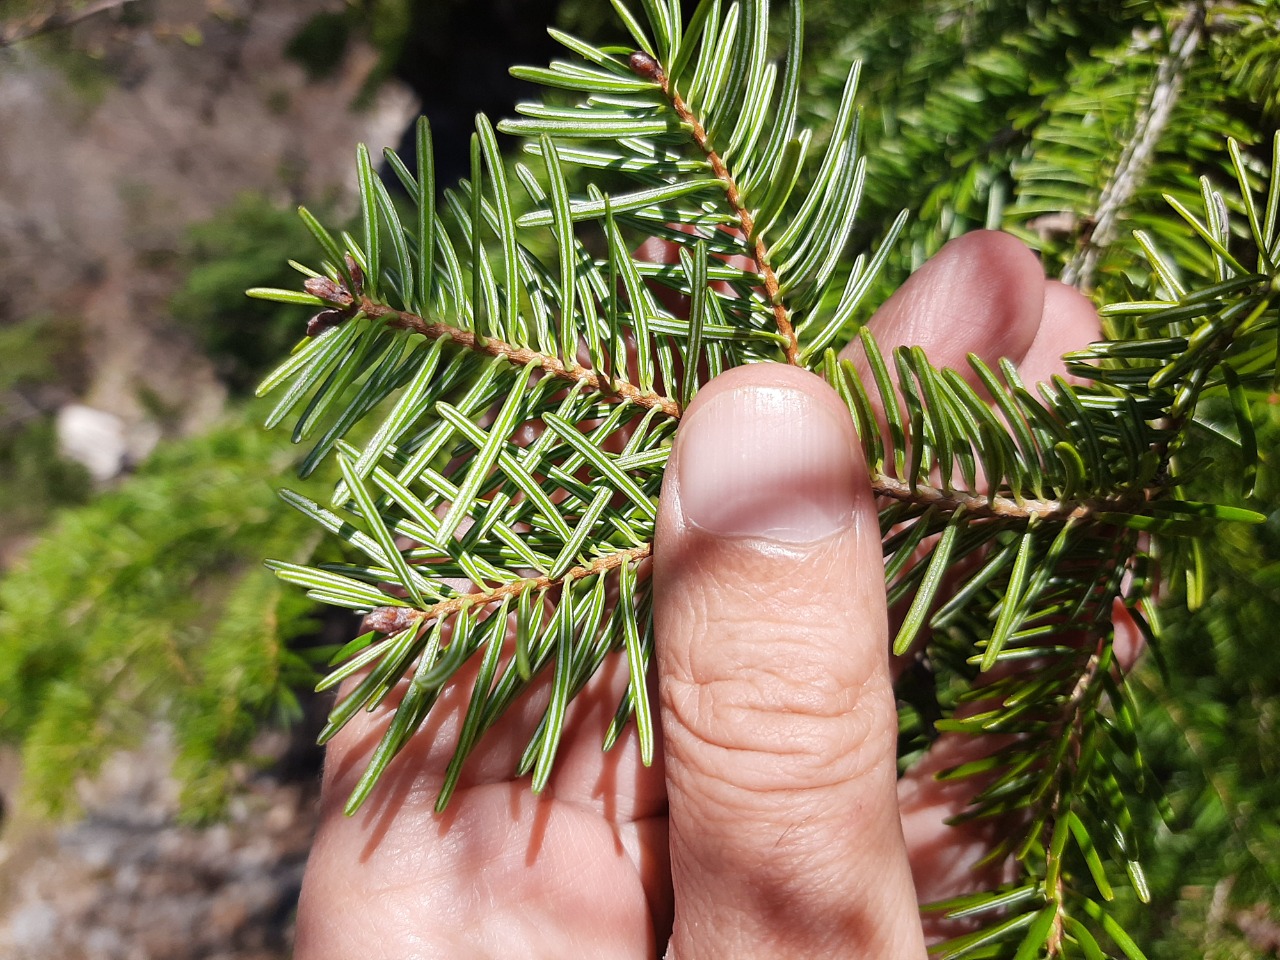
343;254;365;295
306;309;346;337
629;50;665;83
363;606;420;634
304;276;354;307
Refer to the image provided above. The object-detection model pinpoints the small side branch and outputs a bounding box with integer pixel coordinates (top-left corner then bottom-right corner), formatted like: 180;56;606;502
632;52;801;365
361;299;683;419
872;472;1134;523
0;0;138;48
364;543;653;634
1063;5;1206;291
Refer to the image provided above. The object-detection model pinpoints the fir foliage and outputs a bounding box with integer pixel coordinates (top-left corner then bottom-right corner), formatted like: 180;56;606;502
0;314;92;541
244;1;1280;954
0;0;1275;955
1109;395;1280;957
800;2;1271;303
0;423;329;821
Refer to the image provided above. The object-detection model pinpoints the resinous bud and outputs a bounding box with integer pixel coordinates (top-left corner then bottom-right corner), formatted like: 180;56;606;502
629;50;665;83
343;253;365;294
363;606;419;634
304;276;354;307
306;309;346;337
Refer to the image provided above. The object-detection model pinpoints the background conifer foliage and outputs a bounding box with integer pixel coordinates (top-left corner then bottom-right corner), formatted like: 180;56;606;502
244;1;1279;955
1;0;1278;956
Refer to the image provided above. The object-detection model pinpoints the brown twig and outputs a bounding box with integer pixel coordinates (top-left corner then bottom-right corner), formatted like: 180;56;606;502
630;52;801;365
0;0;138;48
360;298;683;419
364;543;653;634
870;472;1130;522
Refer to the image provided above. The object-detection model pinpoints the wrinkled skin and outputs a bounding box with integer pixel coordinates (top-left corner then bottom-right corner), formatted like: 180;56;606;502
294;233;1127;959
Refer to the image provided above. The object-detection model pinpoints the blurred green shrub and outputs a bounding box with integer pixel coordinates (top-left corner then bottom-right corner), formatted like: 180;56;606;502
0;419;332;821
284;10;351;81
171;193;336;394
1112;394;1280;957
285;0;414;103
0;315;92;541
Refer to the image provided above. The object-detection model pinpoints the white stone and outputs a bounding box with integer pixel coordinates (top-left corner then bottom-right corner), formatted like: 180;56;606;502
55;404;128;482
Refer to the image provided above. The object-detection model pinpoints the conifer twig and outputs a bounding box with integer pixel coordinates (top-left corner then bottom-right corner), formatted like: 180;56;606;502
0;0;138;48
363;543;652;633
1062;5;1206;290
870;473;1141;522
630;51;802;365
360;299;683;418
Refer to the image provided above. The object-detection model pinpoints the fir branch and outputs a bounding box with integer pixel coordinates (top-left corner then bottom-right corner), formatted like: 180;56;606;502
0;0;138;48
242;6;1280;953
631;50;802;364
358;298;683;417
1062;5;1207;291
870;473;1141;523
363;543;653;635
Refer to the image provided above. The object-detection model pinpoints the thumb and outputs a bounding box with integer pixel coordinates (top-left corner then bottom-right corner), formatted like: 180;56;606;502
654;363;925;959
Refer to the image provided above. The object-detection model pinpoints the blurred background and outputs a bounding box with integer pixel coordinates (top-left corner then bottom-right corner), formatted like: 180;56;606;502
0;1;558;954
0;1;1277;957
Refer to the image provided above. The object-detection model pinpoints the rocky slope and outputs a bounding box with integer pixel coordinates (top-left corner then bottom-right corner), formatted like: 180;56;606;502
0;0;416;470
0;1;417;956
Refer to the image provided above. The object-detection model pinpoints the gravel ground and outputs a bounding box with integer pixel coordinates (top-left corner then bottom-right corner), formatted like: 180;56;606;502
0;1;416;955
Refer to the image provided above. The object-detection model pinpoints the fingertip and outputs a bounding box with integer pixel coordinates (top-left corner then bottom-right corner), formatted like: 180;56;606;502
846;230;1047;372
1111;597;1146;672
1043;280;1101;335
687;361;856;425
1018;280;1102;387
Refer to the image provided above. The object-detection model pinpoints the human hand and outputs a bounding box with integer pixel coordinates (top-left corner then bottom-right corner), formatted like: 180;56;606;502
292;231;1103;959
